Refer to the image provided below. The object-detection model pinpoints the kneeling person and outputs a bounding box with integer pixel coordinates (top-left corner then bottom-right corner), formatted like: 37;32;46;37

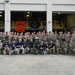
23;38;29;54
3;41;10;55
39;41;46;54
49;40;55;54
9;40;16;55
15;38;24;54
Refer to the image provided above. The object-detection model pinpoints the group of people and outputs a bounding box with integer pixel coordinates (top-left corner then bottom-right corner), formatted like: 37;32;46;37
0;30;75;55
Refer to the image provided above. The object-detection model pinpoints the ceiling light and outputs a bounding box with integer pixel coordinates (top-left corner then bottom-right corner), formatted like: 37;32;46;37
58;12;60;14
0;12;2;13
27;12;30;14
27;15;29;17
0;15;2;17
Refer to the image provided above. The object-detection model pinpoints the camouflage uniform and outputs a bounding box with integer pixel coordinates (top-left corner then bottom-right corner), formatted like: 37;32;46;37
65;34;71;44
28;41;34;54
38;36;42;43
51;34;57;43
61;41;68;54
68;40;74;54
55;40;61;54
71;33;75;44
58;34;64;45
47;35;52;43
39;41;46;54
13;34;18;41
33;40;39;54
42;35;47;43
9;34;14;42
5;34;10;42
0;35;5;43
0;40;2;54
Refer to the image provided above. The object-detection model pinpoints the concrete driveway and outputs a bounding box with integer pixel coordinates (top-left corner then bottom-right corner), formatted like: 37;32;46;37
0;55;75;75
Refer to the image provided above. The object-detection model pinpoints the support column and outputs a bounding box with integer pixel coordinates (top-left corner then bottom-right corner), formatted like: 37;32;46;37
47;3;52;32
5;0;10;32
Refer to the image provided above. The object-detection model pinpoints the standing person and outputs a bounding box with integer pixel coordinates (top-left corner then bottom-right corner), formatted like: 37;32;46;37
71;33;75;44
67;31;72;38
61;40;68;55
13;32;17;41
55;39;61;54
28;38;34;54
68;40;74;55
9;32;14;41
17;33;23;41
9;31;14;43
58;31;64;45
42;34;47;43
0;32;5;43
38;33;42;43
47;32;52;43
54;31;58;39
65;34;71;44
51;32;57;43
0;40;2;54
5;32;10;42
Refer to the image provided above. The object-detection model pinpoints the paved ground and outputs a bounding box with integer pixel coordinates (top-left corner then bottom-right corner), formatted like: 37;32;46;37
0;54;75;75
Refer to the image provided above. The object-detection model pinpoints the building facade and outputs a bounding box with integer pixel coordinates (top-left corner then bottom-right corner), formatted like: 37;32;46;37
0;0;75;32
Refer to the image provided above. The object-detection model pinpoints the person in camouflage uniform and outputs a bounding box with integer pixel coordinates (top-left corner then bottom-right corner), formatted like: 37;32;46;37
0;39;2;54
58;32;64;44
13;32;18;41
55;39;61;54
47;32;52;43
16;32;20;41
38;34;42;43
5;32;10;42
0;32;5;43
51;32;57;43
42;35;47;43
65;34;71;44
9;31;15;42
61;40;68;55
28;38;34;54
68;40;74;55
54;31;59;40
33;39;39;55
71;33;75;44
17;33;23;41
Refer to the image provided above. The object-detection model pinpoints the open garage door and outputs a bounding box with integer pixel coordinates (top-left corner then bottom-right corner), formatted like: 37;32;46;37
0;11;5;32
11;11;46;32
52;12;75;33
